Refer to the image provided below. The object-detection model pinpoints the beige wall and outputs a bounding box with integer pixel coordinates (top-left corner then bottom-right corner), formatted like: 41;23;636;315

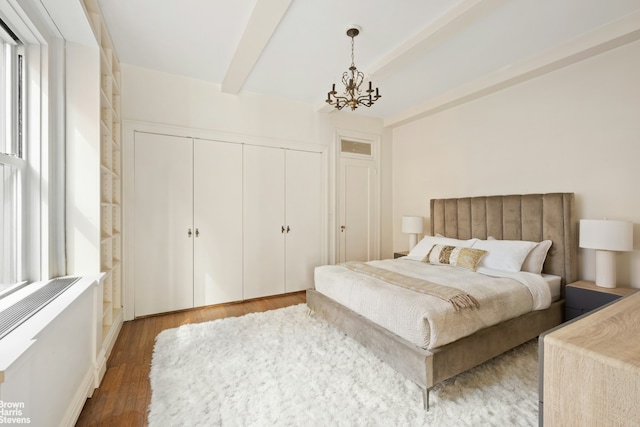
392;40;640;287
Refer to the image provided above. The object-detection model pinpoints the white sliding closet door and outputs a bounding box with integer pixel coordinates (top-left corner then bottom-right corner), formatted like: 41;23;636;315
193;139;243;306
134;132;193;317
243;145;285;299
285;150;322;292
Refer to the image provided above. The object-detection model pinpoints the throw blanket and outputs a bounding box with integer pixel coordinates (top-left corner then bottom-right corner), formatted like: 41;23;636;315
341;261;479;311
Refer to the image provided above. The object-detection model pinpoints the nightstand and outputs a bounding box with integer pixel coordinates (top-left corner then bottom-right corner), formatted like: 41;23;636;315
393;251;409;259
565;280;637;321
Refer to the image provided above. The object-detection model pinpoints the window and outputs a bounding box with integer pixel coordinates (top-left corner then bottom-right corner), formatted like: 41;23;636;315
0;19;25;292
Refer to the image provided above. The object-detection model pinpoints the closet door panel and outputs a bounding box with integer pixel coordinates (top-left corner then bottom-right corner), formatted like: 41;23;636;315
133;133;193;317
193;139;243;306
285;150;323;292
243;145;285;299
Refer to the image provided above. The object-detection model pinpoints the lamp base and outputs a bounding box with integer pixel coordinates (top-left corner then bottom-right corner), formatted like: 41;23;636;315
409;234;418;251
595;250;616;288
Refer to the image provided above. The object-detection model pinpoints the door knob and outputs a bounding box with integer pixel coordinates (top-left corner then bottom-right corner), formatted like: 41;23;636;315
340;225;346;232
188;228;192;237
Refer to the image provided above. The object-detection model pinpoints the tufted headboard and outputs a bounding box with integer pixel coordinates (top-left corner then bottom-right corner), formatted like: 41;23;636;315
430;193;577;287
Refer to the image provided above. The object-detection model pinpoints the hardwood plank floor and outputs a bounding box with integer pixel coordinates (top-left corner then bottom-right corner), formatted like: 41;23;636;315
75;292;306;426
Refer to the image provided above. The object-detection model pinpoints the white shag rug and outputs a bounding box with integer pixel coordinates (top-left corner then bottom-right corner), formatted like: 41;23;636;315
149;304;539;426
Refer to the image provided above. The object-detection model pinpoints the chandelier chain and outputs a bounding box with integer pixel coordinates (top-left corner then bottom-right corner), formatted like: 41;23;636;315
351;36;355;68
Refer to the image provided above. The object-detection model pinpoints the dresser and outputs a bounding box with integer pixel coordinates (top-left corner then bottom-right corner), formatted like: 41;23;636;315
540;291;640;426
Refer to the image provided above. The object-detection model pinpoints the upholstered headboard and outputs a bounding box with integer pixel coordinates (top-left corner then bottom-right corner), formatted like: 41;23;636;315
430;193;577;286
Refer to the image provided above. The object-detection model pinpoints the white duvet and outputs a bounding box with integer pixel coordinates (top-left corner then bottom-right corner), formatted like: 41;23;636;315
314;259;552;350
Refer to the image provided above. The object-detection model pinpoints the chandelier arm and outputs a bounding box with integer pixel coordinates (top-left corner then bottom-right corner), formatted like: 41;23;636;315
330;94;350;102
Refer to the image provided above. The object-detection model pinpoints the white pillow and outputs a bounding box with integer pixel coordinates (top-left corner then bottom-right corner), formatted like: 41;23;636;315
472;239;537;272
521;240;552;274
487;237;552;274
405;235;477;261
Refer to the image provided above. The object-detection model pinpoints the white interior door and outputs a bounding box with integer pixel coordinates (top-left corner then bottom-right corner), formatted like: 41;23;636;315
338;156;377;262
285;149;322;292
134;132;193;316
243;145;285;299
193;139;243;306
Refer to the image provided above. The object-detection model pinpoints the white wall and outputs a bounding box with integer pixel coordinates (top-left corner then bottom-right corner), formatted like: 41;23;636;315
122;64;329;145
392;40;640;287
65;41;101;275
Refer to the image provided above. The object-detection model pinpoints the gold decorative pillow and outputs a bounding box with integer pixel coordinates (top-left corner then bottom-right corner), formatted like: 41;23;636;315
423;245;487;271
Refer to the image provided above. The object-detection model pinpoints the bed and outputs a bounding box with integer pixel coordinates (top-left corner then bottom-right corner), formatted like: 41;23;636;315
307;193;577;409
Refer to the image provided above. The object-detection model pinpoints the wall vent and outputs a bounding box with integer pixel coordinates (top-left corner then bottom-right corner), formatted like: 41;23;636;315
0;277;80;340
341;139;372;156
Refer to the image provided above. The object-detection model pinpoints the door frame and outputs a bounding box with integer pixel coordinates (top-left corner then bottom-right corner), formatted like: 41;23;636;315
334;129;380;263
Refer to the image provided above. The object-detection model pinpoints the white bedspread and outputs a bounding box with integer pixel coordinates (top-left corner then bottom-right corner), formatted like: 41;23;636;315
314;259;552;350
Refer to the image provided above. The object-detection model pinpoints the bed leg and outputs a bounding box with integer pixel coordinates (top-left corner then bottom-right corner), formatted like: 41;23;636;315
422;388;430;411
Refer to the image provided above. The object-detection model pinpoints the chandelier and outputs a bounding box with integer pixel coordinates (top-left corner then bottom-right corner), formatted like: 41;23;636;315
326;27;380;111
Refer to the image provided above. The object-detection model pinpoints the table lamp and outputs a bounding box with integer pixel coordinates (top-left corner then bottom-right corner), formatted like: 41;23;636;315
579;219;633;288
402;216;423;250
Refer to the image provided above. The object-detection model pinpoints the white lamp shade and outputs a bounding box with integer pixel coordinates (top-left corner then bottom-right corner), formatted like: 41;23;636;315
579;219;633;252
402;216;424;234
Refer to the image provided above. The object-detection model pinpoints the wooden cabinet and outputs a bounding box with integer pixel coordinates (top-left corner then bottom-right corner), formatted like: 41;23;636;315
540;291;640;426
133;134;244;316
284;149;323;293
243;145;286;299
133;133;195;316
134;134;322;315
565;280;636;321
243;145;322;299
193;140;243;306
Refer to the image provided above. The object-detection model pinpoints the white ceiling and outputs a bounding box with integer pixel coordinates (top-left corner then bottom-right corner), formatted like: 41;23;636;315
97;0;640;124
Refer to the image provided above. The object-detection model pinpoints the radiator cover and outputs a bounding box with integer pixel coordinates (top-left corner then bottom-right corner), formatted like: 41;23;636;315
0;277;80;340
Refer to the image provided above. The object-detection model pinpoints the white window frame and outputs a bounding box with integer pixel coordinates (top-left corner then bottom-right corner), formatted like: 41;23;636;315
0;0;66;296
0;18;26;291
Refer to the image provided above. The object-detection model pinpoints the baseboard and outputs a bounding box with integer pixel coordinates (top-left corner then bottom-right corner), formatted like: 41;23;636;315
61;363;95;427
94;309;124;387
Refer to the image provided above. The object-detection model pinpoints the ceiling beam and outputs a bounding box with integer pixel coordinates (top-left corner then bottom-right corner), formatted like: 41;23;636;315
384;10;640;128
221;0;292;94
369;0;499;82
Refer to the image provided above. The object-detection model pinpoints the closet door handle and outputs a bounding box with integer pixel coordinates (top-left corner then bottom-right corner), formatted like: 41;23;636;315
188;228;193;238
281;226;286;234
195;228;200;237
286;226;291;233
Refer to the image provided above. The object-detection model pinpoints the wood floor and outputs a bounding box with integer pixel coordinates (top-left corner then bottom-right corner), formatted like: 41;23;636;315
75;292;306;426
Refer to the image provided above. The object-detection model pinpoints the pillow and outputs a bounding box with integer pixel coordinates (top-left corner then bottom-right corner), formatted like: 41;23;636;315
405;235;478;261
487;237;552;274
423;245;487;271
472;239;538;272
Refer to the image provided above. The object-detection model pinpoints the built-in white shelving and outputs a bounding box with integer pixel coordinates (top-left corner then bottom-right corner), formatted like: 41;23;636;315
82;0;123;349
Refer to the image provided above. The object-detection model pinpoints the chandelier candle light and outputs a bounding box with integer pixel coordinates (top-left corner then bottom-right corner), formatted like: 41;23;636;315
326;26;381;111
